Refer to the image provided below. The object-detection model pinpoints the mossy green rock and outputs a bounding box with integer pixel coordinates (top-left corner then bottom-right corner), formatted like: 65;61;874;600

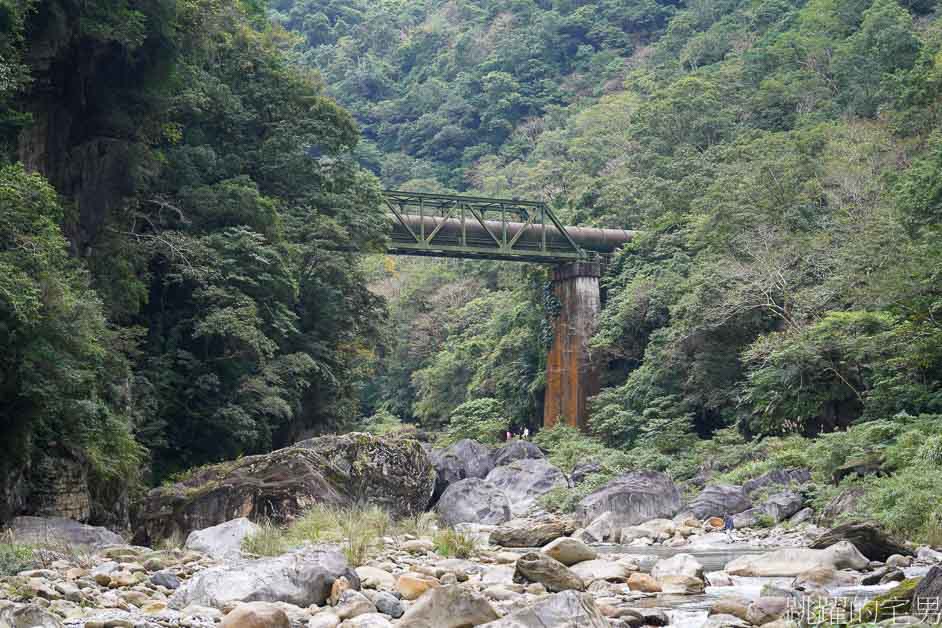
135;433;435;544
859;578;919;622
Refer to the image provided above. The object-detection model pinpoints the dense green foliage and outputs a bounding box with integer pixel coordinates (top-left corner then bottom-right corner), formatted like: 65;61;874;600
0;0;387;500
289;0;942;538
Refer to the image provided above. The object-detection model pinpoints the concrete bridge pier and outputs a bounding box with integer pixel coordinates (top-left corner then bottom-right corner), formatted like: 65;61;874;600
543;261;601;430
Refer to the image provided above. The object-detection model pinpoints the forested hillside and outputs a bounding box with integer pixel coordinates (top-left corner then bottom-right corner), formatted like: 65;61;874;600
281;0;942;540
0;0;387;521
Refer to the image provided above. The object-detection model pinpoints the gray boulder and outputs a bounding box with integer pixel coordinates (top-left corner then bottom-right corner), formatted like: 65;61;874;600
810;521;913;562
726;541;869;576
169;547;358;609
137;433;435;543
8;516;123;548
430;440;496;502
396;585;499;628
689;485;752;519
0;603;63;628
478;590;608;627
761;491;804;523
513;552;584;592
437;478;512;526
184;517;259;559
742;468;812;495
493;441;544;467
491;516;576;548
485;459;567;517
576;471;681;528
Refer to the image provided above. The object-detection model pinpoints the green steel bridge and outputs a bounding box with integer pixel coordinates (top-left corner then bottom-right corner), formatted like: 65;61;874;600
384;190;636;264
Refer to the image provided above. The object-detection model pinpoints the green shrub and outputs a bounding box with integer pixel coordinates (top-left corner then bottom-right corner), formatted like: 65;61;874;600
433;528;477;558
917;434;942;466
861;465;942;543
533;425;628;474
0;540;34;577
242;504;392;566
441;398;506;446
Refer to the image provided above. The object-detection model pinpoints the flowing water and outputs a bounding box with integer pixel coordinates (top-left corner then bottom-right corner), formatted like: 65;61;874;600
596;543;932;627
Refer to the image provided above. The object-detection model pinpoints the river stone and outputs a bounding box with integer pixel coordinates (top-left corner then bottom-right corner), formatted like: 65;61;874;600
151;571;182;589
746;597;788;626
689;485;752;519
366;591;403;619
761;491;804;523
710;597;751;621
169;547;358;609
513;552;584;592
789;508;814;525
658;575;705;594
436;478;511;526
396;584;499;628
430;440;496;502
651;553;703;580
334;590;376;620
185;517;259;559
137;433;435;543
792;567;860;590
491;516;575;547
355;566;395;591
569;559;629;583
742;468;812;495
220;602;290;628
493;441;544;467
704;614;752;628
577;471;681;529
9;516;123;548
0;603;64;628
626;573;661;593
478;590;608;627
339;613;393;628
541;537;596;566
309;613;341;628
810;521;912;562
726;541;869;576
485;458;566;517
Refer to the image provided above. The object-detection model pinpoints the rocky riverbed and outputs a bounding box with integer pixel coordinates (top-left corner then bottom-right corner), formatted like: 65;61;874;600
2;434;941;628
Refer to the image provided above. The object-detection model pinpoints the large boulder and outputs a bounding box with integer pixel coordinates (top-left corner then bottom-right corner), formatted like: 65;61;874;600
688;485;752;519
430;440;496;502
541;537;596;566
478;590;608;627
396;585;499;628
513;552;584;592
818;487;865;525
651;554;704;580
485;458;566;517
493;441;544;468
576;471;681;529
169;547;358;609
8;516;123;548
436;478;511;527
491;516;575;547
0;603;63;628
742;468;812;495
725;541;869;577
809;521;912;562
761;491;804;523
185;517;259;559
136;433;435;543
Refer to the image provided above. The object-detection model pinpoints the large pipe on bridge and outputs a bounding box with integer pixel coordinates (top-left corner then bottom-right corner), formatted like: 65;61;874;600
390;214;636;255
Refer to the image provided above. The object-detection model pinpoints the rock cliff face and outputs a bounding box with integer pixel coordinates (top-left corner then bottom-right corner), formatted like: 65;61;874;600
135;433;436;544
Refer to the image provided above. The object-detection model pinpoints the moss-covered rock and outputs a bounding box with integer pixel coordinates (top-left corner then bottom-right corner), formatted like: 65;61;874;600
134;433;435;544
859;578;919;622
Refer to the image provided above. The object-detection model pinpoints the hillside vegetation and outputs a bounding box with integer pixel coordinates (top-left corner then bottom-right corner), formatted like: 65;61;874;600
1;0;941;541
279;0;942;539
